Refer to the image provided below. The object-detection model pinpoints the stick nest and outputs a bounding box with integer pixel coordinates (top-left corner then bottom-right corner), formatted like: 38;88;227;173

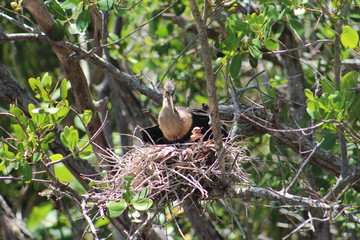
88;141;253;204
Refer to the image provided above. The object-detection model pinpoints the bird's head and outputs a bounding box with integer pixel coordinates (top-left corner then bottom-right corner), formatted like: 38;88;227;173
163;80;176;114
164;80;175;95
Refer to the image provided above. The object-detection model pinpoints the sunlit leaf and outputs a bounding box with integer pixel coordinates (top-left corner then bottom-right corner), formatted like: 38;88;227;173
62;0;81;9
27;202;54;228
80;110;93;126
340;25;359;49
60;79;68;100
132;198;153;211
264;39;278;51
49;154;64;162
54;164;74;182
304;89;314;100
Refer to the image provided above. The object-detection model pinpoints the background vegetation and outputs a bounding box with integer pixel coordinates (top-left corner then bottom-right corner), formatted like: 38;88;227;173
0;0;359;239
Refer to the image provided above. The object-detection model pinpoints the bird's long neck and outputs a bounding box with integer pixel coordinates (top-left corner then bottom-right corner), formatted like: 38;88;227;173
159;93;181;127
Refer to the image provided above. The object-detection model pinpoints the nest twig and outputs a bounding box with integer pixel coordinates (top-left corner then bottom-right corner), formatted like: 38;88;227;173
86;141;253;205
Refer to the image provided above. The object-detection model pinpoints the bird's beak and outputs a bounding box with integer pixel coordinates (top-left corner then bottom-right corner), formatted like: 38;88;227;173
168;93;175;114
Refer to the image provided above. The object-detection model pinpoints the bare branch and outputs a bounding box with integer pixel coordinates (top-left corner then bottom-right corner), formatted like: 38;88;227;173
211;186;333;209
189;0;223;153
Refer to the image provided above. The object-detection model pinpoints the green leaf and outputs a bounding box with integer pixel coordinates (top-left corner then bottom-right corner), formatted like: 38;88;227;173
27;202;53;228
289;18;304;36
0;161;6;171
249;54;258;68
124;176;133;182
60;126;77;148
76;9;90;32
107;200;127;217
68;129;79;150
41;73;52;91
61;0;80;9
321;79;335;94
264;39;278;51
155;26;169;38
23;163;32;183
278;7;290;20
0;144;15;160
80;110;93;126
45;0;68;21
49;154;63;162
341;25;359;49
249;45;263;59
304;89;314;100
60;78;68;100
43;132;55;144
12;124;26;140
263;5;277;20
54;164;74;182
123;191;133;202
132;198;153;211
133;189;149;201
251;38;262;48
230;54;242;79
32;152;42;162
97;0;114;11
341;71;359;91
222;29;238;51
28;77;41;93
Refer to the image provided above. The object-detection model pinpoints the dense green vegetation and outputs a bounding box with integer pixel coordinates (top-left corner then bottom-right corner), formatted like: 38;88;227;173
0;0;359;239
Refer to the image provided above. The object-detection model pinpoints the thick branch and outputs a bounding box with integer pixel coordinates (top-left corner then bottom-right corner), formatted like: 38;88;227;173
22;0;109;153
189;0;223;151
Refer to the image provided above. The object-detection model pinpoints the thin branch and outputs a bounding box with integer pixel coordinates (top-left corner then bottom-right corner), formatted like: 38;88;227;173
72;0;179;60
213;186;334;209
0;11;39;33
325;169;360;201
285;139;324;192
81;198;100;240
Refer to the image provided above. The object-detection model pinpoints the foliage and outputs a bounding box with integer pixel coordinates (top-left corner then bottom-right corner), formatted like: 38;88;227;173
0;0;359;239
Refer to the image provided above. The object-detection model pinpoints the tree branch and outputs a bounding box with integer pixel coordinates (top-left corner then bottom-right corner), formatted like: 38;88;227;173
210;186;333;209
189;0;223;153
22;0;110;156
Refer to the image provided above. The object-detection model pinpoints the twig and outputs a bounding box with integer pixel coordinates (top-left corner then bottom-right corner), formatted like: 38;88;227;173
285;139;324;192
325;169;360;201
72;0;179;60
81;198;100;240
218;186;333;209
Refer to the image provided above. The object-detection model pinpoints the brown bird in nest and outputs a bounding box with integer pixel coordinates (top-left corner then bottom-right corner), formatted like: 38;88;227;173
141;81;227;144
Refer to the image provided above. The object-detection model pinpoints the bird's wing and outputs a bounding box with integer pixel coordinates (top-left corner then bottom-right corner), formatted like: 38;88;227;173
140;125;169;144
184;107;209;117
186;106;228;138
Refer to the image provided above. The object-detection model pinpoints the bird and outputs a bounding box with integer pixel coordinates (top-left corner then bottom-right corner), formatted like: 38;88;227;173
141;80;227;144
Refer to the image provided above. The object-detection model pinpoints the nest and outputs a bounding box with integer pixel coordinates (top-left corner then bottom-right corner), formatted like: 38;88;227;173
88;141;253;204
